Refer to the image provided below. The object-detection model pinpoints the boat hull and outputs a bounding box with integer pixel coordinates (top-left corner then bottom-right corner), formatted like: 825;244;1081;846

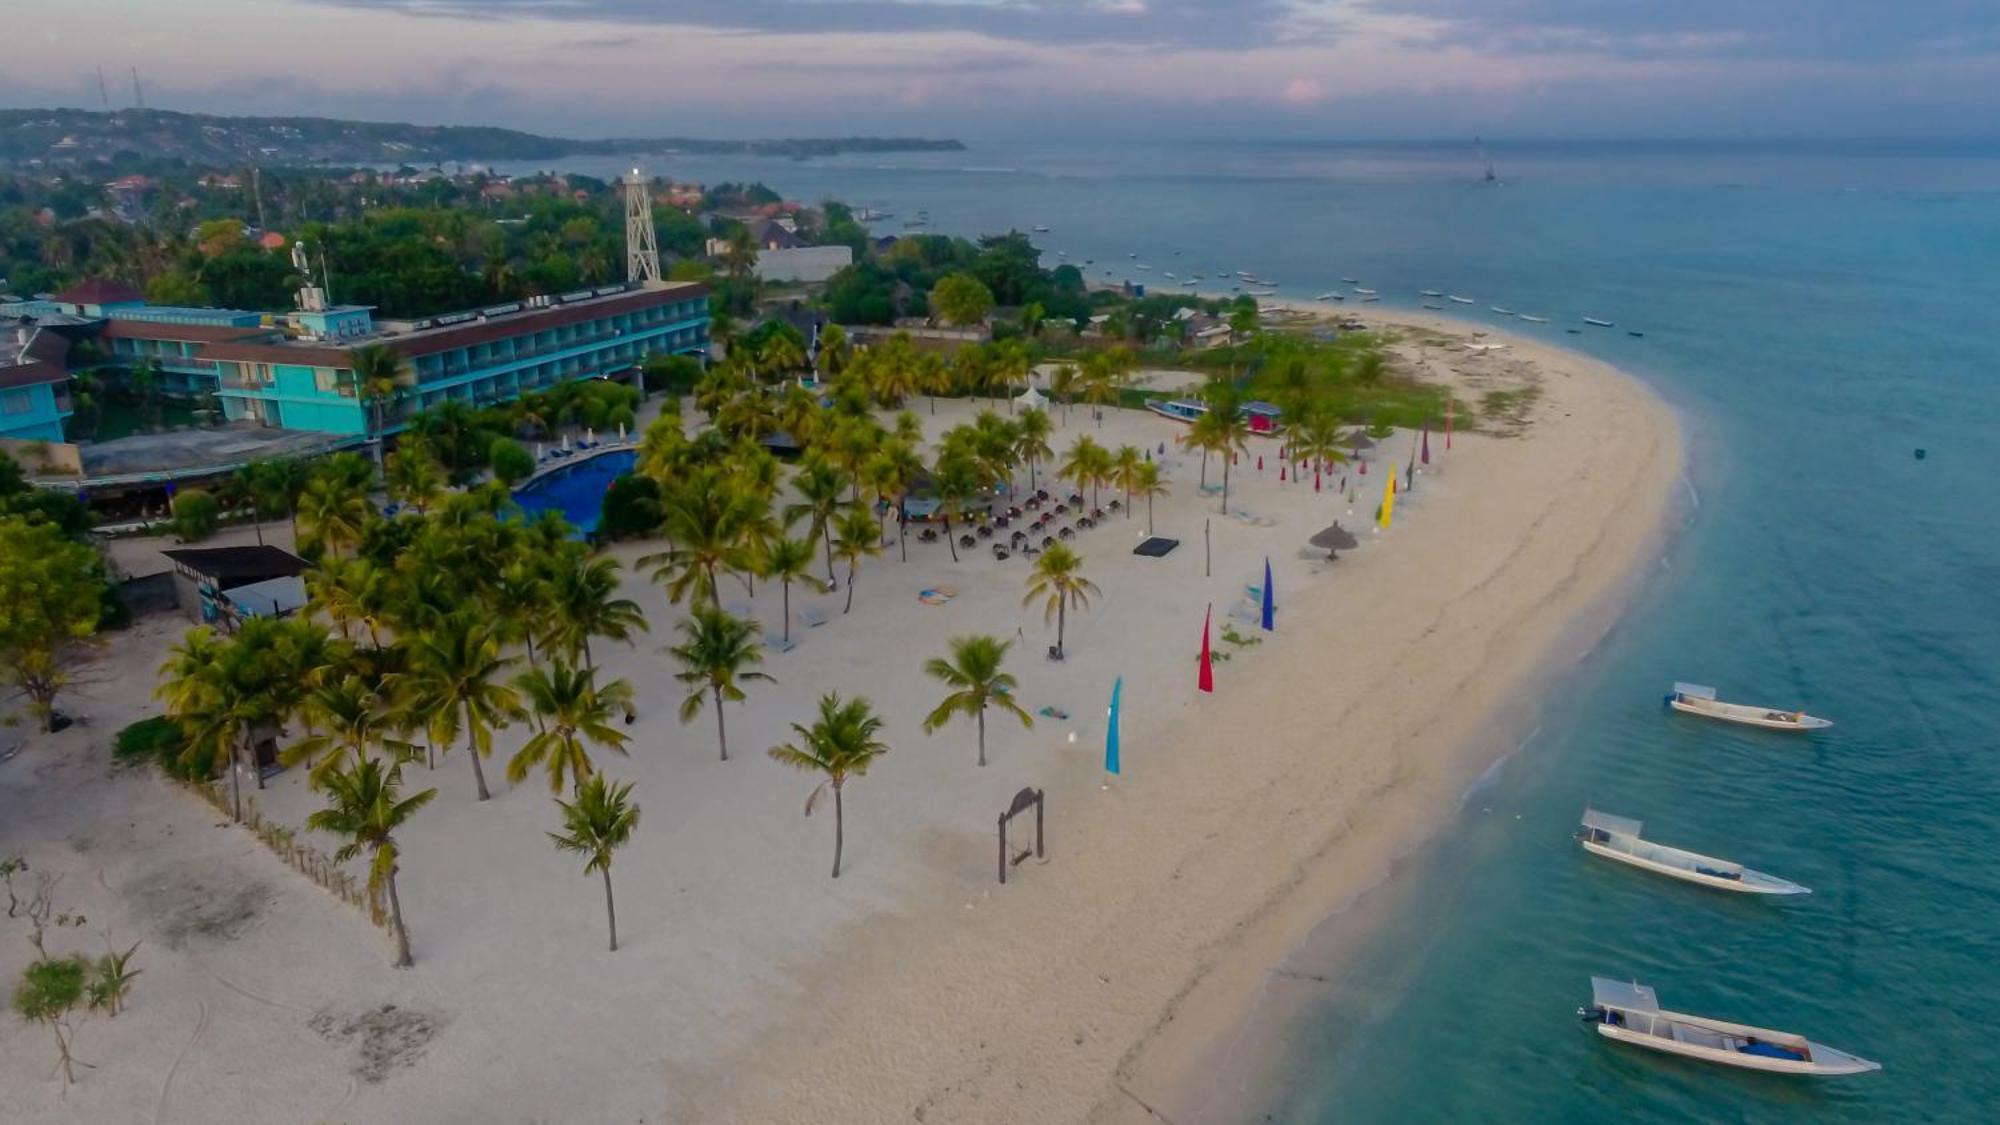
1580;839;1808;895
1668;697;1832;731
1594;1015;1879;1076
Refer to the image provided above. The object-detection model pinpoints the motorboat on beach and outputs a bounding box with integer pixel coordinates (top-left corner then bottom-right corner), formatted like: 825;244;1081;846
1665;683;1832;732
1576;809;1809;895
1580;978;1880;1076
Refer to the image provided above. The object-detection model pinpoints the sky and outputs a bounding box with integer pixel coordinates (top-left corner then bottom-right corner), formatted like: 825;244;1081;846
3;0;1997;141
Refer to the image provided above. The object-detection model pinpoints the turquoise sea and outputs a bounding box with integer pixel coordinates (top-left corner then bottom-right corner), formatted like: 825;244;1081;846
511;140;2000;1121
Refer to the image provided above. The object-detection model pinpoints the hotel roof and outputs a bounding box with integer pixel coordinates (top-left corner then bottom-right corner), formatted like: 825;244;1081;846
202;281;708;368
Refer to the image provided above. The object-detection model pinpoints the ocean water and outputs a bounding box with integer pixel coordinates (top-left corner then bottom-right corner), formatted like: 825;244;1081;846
515;140;2000;1121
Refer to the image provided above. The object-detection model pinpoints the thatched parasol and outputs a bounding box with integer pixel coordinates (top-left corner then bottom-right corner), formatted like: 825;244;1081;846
1344;430;1377;451
1309;522;1361;559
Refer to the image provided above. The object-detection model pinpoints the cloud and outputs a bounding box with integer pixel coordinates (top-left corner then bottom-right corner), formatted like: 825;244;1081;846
1279;76;1326;104
317;0;1300;49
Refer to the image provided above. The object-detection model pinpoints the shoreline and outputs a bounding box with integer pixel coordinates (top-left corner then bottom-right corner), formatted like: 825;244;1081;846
681;305;1687;1123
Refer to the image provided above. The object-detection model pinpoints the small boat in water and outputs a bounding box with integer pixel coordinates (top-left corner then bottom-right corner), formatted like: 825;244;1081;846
1449;295;1475;304
1033;224;1050;233
1341;277;1359;284
1361;294;1380;302
1419;289;1443;297
1581;978;1879;1076
1576;809;1809;895
1353;287;1377;295
1518;314;1549;323
1315;291;1345;301
1665;683;1832;731
1584;316;1615;327
1422;302;1444;310
1628;330;1645;338
1491;306;1514;315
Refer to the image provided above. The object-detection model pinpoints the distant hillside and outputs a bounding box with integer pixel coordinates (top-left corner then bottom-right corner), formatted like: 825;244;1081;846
0;108;965;167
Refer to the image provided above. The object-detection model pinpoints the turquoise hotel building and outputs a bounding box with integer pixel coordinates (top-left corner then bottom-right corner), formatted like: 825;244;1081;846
1;278;710;442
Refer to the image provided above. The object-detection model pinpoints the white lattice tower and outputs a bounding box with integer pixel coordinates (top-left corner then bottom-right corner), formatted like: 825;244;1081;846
623;168;661;284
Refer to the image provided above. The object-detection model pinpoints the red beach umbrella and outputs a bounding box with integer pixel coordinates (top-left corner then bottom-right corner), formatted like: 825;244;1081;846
1198;605;1214;694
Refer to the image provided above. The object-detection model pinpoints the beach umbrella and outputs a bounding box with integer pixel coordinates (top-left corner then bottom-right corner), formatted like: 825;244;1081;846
1105;676;1123;777
1261;558;1275;632
1257;455;1264;471
1280;465;1287;482
1380;469;1396;529
1358;457;1367;476
1198;605;1214;694
1309;522;1360;559
1313;469;1321;492
1421;426;1431;465
618;422;628;442
1445;395;1455;451
1345;431;1377;451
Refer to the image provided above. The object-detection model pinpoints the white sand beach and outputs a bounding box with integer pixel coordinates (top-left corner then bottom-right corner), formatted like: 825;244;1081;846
0;308;1680;1124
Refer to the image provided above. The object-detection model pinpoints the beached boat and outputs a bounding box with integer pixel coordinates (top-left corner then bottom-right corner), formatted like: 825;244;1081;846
1576;809;1809;895
1584;317;1615;327
1146;398;1283;435
1581;979;1879;1076
1449;295;1475;304
1518;314;1549;323
1665;683;1831;731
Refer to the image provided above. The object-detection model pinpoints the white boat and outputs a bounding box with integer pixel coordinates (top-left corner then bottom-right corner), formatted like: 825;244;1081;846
1361;294;1380;303
1353;287;1377;295
1340;277;1359;284
1576;809;1809;895
1136;264;1151;271
1584;316;1615;327
1315;291;1340;300
1033;224;1050;233
1666;683;1832;732
1419;289;1443;297
1449;295;1475;304
1164;271;1176;278
1581;979;1880;1076
1422;302;1444;310
1518;314;1549;323
1490;306;1514;315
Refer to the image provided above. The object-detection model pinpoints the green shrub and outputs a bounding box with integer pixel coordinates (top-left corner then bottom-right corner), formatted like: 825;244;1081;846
113;715;207;780
169;488;221;540
489;437;535;486
598;474;661;540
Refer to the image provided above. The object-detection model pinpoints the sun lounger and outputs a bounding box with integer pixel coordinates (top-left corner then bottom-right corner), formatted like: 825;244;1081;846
1037;705;1070;720
764;630;797;654
799;607;829;628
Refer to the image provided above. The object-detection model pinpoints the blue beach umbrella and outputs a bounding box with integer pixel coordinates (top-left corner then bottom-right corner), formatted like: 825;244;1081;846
1105;676;1123;776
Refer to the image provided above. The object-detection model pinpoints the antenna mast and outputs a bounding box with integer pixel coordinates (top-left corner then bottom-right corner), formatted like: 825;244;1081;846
130;68;145;110
623;168;661;284
96;67;109;109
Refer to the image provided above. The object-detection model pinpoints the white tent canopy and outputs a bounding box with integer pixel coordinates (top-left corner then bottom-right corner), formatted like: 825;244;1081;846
1015;386;1050;410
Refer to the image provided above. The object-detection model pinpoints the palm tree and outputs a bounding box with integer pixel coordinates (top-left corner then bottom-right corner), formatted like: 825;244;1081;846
917;352;950;415
1060;434;1113;511
761;534;826;644
642;467;755;606
1132;460;1169;535
384;442;447;514
307;760;436;967
1023;542;1099;659
815;322;852;381
349;343;411;466
542;550;647;669
397;613;521;802
157;621;296;819
297;472;374;559
1049;363;1079;424
864;440;926;562
1014;407;1054;491
831;505;882;614
785;457;851;585
930;452;981;563
1200;383;1252;514
1290;406;1348;491
668;606;773;761
548;775;641;952
1112;444;1143;516
757;332;807;384
922;635;1032;767
285;674;416;788
509;659;633;793
766;693;889;878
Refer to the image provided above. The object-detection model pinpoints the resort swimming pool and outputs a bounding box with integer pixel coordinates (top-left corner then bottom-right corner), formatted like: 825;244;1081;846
511;449;635;536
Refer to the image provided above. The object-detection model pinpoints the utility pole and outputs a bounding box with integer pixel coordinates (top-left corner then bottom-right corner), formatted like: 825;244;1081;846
96;67;109;110
130;67;144;110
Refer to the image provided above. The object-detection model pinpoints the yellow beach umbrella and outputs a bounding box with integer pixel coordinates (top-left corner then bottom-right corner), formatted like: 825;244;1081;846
1379;468;1396;529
